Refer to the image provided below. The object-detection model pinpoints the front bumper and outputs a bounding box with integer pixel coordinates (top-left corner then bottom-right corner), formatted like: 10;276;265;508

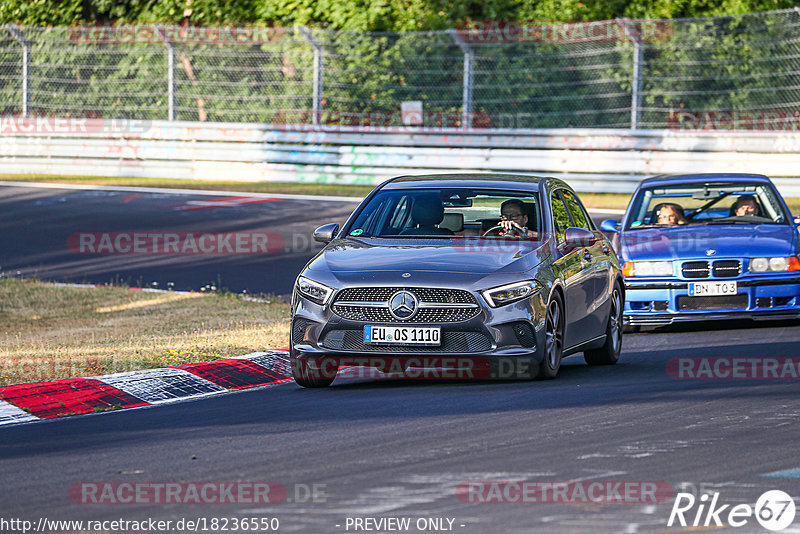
623;276;800;326
290;287;549;378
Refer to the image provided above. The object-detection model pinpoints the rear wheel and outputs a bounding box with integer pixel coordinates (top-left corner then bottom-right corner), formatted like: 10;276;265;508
584;282;623;366
292;357;336;388
538;293;564;379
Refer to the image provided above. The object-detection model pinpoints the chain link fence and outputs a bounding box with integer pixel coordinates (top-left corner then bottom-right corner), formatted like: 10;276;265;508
1;8;800;129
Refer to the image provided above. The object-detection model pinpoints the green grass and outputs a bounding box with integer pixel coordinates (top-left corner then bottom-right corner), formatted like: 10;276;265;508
0;279;290;386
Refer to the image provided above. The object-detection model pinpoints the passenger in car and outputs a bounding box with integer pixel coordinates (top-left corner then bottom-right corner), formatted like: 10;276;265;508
654;203;687;225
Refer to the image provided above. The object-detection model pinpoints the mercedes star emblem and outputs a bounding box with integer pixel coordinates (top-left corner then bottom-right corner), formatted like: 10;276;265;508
388;290;419;321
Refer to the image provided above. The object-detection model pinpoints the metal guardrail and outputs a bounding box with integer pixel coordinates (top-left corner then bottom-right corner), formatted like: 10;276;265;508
2;121;800;195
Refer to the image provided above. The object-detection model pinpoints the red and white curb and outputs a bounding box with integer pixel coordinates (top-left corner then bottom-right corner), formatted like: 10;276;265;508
0;351;293;426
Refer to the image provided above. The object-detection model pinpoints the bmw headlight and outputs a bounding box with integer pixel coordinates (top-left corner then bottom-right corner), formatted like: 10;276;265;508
748;256;800;273
296;276;334;305
482;280;542;308
622;261;673;277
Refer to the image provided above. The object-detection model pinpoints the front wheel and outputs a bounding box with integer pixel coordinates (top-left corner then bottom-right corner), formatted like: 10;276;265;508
292;357;336;388
584;282;623;366
538;293;564;379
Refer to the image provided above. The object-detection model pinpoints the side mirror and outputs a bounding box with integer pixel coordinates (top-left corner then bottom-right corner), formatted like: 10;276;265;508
601;219;621;233
313;223;339;244
564;227;595;251
794;216;800;226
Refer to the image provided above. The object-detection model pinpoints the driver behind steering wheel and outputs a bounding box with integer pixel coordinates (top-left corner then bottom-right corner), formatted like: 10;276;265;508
485;199;537;238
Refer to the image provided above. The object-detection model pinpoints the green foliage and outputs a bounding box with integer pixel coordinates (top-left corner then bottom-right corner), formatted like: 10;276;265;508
256;0;517;31
0;0;82;26
2;3;800;129
624;0;797;19
3;0;799;29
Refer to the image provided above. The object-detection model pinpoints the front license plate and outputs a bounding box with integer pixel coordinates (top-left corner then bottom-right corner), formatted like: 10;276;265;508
688;281;737;296
364;325;441;346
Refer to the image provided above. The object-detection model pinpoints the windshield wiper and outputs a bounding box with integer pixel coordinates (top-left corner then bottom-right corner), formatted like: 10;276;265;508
697;219;757;225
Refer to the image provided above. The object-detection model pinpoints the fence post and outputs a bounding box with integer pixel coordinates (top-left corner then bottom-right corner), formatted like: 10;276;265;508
299;27;323;128
155;26;177;121
624;19;644;130
8;25;30;118
448;29;473;130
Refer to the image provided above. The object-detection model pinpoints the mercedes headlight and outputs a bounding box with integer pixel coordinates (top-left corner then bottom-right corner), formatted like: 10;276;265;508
482;280;542;308
296;276;334;305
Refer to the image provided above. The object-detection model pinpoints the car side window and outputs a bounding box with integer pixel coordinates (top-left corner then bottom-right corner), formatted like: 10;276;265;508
551;190;571;245
561;190;589;230
388;195;412;232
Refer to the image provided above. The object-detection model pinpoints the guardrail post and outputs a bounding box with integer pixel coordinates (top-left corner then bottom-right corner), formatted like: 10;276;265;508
7;25;30;118
624;19;644;130
299;27;323;128
155;25;177;121
448;30;473;130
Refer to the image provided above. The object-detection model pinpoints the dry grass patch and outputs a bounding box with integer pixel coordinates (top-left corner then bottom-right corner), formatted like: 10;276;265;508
0;279;290;386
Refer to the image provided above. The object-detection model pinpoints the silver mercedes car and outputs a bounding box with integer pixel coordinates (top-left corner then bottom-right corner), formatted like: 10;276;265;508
290;174;624;387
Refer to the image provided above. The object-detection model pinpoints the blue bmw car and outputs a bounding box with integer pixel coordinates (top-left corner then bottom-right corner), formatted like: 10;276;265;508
602;173;800;327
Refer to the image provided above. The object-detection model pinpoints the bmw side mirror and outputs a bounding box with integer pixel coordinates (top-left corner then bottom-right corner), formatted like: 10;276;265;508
313;223;339;244
601;219;621;233
564;227;595;251
794;215;800;226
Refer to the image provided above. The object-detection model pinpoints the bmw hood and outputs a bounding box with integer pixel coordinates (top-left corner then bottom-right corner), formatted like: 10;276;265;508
621;224;797;261
305;238;547;280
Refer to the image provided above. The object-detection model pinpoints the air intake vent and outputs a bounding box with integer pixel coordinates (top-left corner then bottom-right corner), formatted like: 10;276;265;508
677;294;747;310
682;261;710;279
712;260;741;278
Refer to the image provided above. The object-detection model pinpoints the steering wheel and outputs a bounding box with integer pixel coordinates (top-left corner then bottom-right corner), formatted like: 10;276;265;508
482;224;526;238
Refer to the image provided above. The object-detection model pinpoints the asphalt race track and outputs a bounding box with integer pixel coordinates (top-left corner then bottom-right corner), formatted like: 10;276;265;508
0;182;359;295
2;322;800;533
1;183;800;533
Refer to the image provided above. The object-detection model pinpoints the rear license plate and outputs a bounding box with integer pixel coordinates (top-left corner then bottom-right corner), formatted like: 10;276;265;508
688;281;737;296
364;326;441;346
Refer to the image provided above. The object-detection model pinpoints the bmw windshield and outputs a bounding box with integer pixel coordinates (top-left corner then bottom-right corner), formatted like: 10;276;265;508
625;182;791;230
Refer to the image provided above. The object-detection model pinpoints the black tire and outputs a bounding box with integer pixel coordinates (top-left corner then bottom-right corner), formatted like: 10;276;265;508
538;292;564;379
292;357;336;388
584;282;623;366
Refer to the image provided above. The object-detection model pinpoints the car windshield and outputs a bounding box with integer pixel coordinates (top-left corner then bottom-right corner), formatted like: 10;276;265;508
625;181;790;229
346;188;541;239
